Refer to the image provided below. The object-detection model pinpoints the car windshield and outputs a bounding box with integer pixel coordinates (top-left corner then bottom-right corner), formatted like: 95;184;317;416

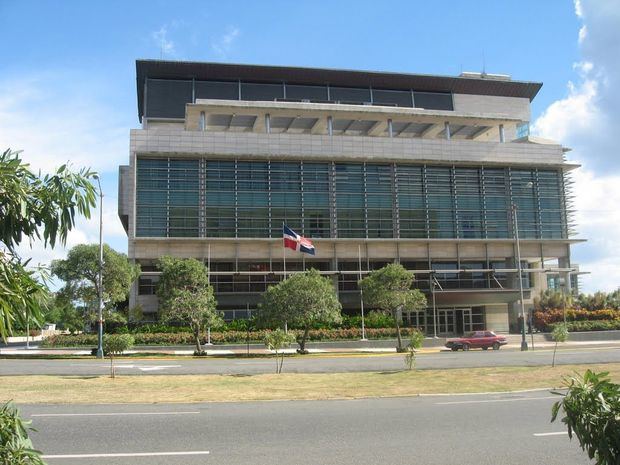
465;332;477;338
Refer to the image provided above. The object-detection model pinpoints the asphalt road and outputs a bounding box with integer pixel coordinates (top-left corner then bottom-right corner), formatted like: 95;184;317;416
1;346;619;375
20;392;587;465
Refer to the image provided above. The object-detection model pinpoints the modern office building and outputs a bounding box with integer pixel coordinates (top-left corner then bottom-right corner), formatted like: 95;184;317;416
118;59;582;335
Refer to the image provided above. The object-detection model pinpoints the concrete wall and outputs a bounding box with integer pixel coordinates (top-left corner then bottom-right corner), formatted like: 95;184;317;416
128;129;565;168
485;304;510;333
453;94;530;122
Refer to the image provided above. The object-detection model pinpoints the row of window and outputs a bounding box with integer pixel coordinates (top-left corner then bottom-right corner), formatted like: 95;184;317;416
145;78;454;119
135;158;568;240
138;260;531;296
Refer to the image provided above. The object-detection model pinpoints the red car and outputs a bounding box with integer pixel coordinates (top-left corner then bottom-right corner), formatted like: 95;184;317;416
445;331;507;351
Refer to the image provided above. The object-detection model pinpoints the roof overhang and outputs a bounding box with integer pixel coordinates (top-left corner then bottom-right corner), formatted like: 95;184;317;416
136;59;543;121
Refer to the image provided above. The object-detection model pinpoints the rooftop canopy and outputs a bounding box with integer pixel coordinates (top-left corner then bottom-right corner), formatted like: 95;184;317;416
136;60;543;122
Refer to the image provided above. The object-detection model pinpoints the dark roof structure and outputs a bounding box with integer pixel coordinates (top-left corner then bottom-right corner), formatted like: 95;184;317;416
136;59;543;121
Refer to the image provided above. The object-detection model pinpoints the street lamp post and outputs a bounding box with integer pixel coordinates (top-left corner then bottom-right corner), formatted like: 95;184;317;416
431;273;438;339
512;203;528;351
95;176;104;359
358;245;367;341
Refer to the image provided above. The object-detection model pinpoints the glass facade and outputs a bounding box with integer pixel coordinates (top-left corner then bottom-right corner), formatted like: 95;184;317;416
145;78;454;118
136;158;568;241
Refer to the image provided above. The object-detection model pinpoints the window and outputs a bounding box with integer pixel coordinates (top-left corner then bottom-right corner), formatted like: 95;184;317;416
330;86;371;104
195;80;239;101
240;82;283;101
372;89;413;107
413;92;453;111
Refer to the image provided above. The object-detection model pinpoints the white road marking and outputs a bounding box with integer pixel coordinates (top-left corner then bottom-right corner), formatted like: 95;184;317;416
436;396;557;405
42;451;210;459
32;411;200;417
69;363;181;372
534;431;569;437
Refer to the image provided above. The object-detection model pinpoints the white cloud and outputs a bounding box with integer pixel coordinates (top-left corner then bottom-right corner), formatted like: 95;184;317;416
532;0;620;293
152;25;176;58
1;72;129;284
211;26;240;58
0;73;128;174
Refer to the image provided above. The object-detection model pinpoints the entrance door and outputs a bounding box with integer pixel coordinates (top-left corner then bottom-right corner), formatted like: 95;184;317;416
437;309;456;335
462;308;474;334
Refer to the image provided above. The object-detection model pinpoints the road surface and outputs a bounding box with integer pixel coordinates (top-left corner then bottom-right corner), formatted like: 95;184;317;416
1;346;618;375
20;391;587;464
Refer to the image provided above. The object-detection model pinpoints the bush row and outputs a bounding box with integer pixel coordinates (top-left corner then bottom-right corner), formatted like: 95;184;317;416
533;308;620;332
106;311;397;334
42;326;418;347
551;320;620;332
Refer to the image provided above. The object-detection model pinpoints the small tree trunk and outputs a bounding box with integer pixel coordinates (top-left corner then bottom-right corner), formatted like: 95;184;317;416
298;327;310;354
279;353;284;374
552;341;558;368
275;349;280;374
110;355;115;379
194;326;202;353
394;313;403;352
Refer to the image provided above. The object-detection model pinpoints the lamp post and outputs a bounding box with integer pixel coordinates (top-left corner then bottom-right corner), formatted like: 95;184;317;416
431;272;438;339
95;176;104;359
512;202;528;351
358;245;367;341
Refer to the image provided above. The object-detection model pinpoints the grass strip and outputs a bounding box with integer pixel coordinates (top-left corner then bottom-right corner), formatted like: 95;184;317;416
1;363;619;404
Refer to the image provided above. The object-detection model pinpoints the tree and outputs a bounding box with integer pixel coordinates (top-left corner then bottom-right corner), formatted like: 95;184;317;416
42;292;84;333
0;148;96;341
264;329;296;374
51;244;140;315
359;263;427;352
551;323;568;368
156;256;221;354
0;401;45;465
534;289;572;311
103;334;134;378
552;370;620;465
258;269;342;354
404;329;425;370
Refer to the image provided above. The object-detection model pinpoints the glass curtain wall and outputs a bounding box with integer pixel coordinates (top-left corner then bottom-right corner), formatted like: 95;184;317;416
136;158;568;240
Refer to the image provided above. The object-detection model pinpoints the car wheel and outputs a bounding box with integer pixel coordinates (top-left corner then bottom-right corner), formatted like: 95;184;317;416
451;347;458;351
482;346;488;350
492;342;500;350
462;343;470;351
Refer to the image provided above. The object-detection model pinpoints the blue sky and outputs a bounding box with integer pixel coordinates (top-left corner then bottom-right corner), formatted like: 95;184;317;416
1;1;618;292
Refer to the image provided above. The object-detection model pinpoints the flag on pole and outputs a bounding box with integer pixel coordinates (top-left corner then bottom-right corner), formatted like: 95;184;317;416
283;224;315;255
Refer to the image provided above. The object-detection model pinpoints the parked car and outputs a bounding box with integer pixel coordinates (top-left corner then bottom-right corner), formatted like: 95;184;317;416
445;331;507;351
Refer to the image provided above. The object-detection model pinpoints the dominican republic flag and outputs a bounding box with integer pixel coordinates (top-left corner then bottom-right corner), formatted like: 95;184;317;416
283;224;315;255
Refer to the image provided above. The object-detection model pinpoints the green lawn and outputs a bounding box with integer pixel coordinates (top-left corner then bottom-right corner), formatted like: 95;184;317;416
2;363;619;404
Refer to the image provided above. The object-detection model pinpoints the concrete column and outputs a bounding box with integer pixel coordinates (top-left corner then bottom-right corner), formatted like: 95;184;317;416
387;119;393;138
499;124;505;143
327;115;333;136
199;112;206;131
444;122;451;140
265;113;271;134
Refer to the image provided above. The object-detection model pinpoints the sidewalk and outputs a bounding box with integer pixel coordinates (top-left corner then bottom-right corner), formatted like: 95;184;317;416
2;333;619;357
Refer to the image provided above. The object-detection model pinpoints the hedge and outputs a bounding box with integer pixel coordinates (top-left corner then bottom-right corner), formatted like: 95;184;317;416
41;327;419;348
551;320;620;332
533;308;620;332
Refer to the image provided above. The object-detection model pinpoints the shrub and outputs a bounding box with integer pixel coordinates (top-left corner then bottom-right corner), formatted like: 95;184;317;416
404;329;425;370
0;401;45;465
42;326;423;347
103;334;134;378
552;370;620;464
556;320;620;332
264;329;296;373
533;308;620;332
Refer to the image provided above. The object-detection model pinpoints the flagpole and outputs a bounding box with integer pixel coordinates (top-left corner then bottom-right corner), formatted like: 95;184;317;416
358;244;367;341
282;223;287;333
206;243;212;346
282;223;286;281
